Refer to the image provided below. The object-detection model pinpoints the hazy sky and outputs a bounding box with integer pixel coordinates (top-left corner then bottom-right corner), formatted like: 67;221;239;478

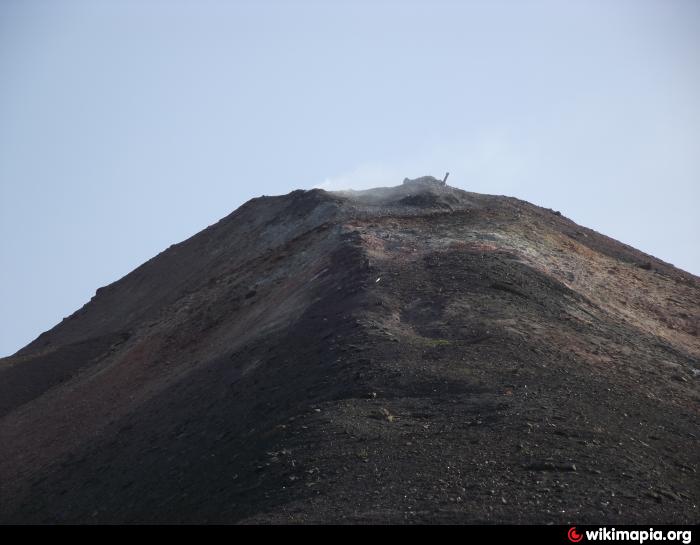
1;0;698;356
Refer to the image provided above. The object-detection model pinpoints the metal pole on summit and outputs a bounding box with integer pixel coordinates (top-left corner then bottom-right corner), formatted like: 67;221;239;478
442;172;449;185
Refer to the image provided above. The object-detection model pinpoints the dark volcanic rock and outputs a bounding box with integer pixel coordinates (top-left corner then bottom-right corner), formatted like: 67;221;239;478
0;182;698;524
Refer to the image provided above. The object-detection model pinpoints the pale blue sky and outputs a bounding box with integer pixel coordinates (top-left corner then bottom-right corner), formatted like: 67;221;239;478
1;0;698;356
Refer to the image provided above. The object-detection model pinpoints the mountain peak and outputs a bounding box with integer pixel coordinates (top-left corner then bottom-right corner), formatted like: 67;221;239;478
1;181;697;524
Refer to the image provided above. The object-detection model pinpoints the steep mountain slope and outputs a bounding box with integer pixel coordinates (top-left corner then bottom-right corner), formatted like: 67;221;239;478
1;179;698;523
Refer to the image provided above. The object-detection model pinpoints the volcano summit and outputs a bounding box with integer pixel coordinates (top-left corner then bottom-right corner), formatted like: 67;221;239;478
1;179;697;523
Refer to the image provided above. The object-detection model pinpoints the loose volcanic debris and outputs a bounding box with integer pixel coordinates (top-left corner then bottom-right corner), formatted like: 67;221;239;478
0;180;697;524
